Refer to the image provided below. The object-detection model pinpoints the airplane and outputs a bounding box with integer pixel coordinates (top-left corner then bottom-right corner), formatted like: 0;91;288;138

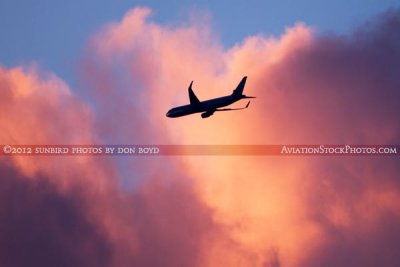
166;76;255;118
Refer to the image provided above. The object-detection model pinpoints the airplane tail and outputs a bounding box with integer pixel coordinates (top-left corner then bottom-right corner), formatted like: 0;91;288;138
232;76;255;98
232;76;247;96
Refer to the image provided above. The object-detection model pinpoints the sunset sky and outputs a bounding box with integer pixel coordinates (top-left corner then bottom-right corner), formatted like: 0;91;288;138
1;1;400;267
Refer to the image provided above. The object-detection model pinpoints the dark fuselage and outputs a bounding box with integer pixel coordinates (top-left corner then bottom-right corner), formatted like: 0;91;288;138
166;95;237;118
166;76;253;118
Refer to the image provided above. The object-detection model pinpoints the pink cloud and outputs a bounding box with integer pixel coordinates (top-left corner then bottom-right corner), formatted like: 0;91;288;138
82;7;400;266
1;7;399;267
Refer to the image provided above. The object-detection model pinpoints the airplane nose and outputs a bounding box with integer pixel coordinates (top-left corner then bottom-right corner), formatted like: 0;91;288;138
166;111;171;117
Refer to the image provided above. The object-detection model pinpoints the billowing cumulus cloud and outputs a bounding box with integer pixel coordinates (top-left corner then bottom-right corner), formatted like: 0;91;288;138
0;163;112;267
1;6;400;267
0;64;230;266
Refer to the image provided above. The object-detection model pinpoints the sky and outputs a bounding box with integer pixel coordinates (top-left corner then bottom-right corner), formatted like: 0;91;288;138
1;1;400;267
0;0;399;85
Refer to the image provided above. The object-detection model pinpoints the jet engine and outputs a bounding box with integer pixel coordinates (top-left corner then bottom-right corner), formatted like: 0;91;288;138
201;110;215;118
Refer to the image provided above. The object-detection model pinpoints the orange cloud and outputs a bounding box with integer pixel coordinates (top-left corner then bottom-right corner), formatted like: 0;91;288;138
0;65;233;266
83;7;400;267
1;6;400;267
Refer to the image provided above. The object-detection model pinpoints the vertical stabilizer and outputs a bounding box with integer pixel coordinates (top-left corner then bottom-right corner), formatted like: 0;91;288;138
232;76;247;96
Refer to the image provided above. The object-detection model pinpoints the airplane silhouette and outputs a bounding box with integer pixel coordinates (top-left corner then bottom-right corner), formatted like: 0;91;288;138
166;76;255;118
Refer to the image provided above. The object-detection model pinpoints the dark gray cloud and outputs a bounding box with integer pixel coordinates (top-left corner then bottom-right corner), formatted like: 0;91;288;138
0;162;113;267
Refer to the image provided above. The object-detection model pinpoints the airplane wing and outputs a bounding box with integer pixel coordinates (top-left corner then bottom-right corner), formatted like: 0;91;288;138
215;101;250;111
188;81;201;105
201;101;251;118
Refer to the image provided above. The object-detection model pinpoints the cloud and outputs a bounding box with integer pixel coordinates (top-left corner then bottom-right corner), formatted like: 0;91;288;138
1;6;400;267
83;7;400;266
0;163;112;267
